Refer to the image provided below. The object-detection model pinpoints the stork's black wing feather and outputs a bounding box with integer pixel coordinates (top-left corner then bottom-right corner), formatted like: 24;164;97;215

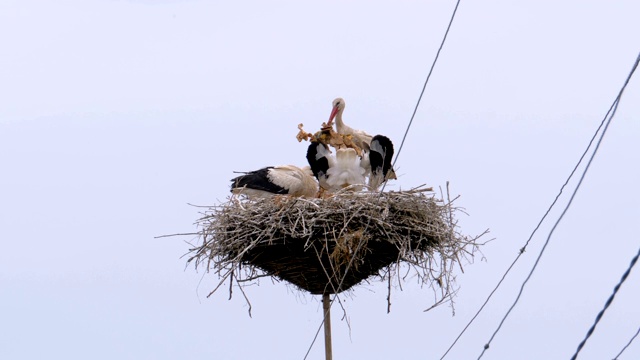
230;167;288;194
306;142;330;180
369;135;394;178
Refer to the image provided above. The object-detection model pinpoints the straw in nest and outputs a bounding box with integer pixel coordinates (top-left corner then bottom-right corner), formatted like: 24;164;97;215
187;186;485;310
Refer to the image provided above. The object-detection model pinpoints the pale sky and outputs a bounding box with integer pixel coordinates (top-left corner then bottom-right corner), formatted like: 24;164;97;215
1;1;639;359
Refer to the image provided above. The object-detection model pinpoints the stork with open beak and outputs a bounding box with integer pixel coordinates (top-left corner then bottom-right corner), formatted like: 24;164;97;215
230;165;318;199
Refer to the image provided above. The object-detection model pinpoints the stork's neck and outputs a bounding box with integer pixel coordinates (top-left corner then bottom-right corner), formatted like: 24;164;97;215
334;108;347;133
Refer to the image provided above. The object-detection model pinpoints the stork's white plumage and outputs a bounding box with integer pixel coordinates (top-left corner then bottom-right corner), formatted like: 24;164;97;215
327;148;366;191
326;97;397;190
327;98;373;152
307;142;366;192
230;165;318;199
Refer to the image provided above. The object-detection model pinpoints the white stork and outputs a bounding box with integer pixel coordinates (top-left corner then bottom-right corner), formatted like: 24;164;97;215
368;135;395;190
306;142;366;192
230;165;318;198
326;97;373;152
326;97;397;190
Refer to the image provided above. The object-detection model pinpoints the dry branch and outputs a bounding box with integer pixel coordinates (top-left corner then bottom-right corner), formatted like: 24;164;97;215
187;186;485;310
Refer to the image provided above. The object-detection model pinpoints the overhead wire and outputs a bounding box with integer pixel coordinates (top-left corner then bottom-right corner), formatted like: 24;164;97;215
391;0;462;172
613;324;640;360
476;51;640;360
302;0;463;358
437;80;614;359
571;245;640;360
440;51;640;359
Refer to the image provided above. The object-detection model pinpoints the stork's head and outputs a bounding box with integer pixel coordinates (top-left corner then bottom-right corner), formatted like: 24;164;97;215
327;97;345;126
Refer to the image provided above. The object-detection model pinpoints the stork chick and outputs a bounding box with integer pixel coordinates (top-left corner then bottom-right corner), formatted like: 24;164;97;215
307;142;366;192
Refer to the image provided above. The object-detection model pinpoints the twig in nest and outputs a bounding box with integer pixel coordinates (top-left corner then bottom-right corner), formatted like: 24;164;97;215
185;187;487;315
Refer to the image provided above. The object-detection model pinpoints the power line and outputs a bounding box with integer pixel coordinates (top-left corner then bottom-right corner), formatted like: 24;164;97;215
392;0;461;171
571;246;640;360
440;49;640;360
477;51;640;360
613;324;640;360
438;82;613;359
302;1;464;358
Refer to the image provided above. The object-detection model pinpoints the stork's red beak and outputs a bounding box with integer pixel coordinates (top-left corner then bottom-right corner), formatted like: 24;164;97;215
327;105;339;126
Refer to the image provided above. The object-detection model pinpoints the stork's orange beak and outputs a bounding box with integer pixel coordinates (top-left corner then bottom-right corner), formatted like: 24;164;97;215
327;105;339;126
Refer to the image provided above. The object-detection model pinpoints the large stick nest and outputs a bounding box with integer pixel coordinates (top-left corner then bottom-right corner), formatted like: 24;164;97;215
188;186;485;307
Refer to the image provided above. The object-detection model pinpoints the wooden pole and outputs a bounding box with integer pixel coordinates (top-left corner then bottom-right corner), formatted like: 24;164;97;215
322;293;333;360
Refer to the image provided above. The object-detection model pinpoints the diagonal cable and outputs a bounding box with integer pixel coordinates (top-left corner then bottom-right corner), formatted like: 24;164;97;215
441;49;640;360
476;51;640;360
613;324;640;360
438;76;614;359
571;245;640;360
391;0;461;169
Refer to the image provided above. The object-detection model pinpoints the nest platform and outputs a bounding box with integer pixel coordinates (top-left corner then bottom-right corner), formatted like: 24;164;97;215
188;187;482;300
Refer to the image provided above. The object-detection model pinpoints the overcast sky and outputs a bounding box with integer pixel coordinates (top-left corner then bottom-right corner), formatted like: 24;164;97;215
1;1;639;359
